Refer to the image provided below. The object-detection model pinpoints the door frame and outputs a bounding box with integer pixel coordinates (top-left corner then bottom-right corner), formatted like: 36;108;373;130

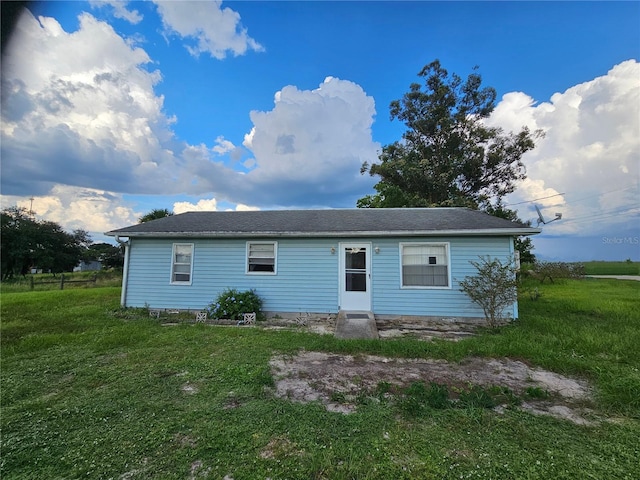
338;242;372;311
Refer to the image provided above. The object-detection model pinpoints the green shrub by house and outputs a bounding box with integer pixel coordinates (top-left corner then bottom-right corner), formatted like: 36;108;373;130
207;288;263;320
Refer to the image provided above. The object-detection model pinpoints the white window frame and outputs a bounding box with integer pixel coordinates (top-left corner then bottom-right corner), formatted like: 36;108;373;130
399;242;451;289
246;241;277;275
170;243;194;285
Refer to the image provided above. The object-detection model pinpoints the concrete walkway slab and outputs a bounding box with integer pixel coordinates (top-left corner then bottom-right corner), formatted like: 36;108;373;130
587;275;640;281
335;311;378;339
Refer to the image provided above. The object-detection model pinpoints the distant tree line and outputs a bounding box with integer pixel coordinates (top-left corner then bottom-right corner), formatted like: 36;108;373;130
1;207;123;280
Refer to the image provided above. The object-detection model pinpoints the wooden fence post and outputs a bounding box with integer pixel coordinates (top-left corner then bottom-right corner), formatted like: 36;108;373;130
60;274;65;290
30;276;34;290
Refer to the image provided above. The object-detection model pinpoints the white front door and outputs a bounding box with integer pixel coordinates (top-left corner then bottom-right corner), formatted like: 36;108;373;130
339;242;371;311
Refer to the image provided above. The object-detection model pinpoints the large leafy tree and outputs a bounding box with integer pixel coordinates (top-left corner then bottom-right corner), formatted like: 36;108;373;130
84;242;124;269
1;207;38;279
484;202;536;264
1;207;91;279
138;208;173;223
358;60;542;210
358;60;542;261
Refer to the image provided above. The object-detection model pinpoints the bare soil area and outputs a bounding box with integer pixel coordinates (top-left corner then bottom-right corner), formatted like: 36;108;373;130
270;351;597;425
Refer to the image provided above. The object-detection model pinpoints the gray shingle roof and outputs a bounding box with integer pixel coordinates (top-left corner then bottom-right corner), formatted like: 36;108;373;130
106;208;540;238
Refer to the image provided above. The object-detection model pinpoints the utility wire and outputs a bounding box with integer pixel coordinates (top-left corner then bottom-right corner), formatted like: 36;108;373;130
563;185;637;205
540;205;639;227
506;192;565;206
530;203;637;225
506;184;637;208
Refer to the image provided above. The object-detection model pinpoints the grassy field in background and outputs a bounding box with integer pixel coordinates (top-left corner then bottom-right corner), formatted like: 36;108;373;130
0;270;123;293
582;261;640;275
1;279;639;479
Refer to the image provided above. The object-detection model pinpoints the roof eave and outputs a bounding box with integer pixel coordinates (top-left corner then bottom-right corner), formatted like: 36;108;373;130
105;228;542;238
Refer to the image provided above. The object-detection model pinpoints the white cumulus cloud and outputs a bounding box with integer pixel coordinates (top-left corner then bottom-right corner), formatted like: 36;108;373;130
1;9;181;197
173;197;218;213
212;135;243;160
153;0;263;59
489;60;640;236
1;8;380;223
173;197;259;213
89;1;143;24
234;203;260;211
236;76;380;206
1;186;140;236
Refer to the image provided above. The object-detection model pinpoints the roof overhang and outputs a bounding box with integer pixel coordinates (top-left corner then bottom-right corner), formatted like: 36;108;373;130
106;228;542;238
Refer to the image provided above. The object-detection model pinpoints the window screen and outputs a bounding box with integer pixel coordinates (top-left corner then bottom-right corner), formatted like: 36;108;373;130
401;244;449;287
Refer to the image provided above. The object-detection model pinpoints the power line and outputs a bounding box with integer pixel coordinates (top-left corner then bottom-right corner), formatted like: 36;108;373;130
506;192;565;206
506;184;637;208
563;185;637;205
540;205;639;227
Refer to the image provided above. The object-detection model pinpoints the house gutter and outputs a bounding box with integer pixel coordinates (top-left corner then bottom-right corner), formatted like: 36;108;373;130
115;236;130;307
105;228;542;239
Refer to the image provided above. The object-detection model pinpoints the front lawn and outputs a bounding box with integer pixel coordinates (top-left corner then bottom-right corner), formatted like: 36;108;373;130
1;280;639;479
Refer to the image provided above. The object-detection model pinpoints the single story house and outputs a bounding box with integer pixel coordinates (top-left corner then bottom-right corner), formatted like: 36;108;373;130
105;208;540;322
73;260;102;272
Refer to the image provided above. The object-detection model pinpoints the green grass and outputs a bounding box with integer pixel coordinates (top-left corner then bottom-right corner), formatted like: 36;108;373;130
582;261;640;275
1;281;639;479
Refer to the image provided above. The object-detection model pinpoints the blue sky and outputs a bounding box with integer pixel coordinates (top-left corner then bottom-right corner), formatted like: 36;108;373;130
1;1;639;260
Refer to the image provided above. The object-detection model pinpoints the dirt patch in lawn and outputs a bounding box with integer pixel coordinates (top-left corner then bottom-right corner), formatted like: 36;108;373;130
269;351;597;425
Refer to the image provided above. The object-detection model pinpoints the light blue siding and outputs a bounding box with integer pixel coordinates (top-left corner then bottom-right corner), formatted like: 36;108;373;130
123;235;517;318
370;236;516;318
125;238;339;312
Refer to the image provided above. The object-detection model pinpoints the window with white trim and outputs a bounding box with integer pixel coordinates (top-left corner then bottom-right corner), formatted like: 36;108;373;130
171;243;194;284
401;243;449;287
247;242;277;274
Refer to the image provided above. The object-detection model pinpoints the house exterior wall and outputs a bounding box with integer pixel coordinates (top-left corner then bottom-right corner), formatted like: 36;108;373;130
371;236;516;318
124;238;339;312
122;235;516;318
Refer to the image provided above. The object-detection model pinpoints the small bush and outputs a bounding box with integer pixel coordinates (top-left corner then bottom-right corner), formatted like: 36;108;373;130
531;261;585;283
459;256;518;328
525;287;542;301
207;288;263;320
516;262;536;283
